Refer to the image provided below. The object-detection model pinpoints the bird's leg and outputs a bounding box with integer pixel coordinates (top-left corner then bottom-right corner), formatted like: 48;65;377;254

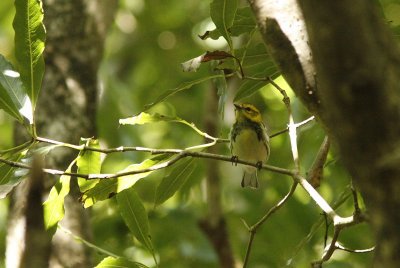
256;161;263;170
231;155;239;166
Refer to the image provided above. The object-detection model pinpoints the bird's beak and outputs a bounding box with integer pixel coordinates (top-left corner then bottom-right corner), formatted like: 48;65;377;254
234;103;241;110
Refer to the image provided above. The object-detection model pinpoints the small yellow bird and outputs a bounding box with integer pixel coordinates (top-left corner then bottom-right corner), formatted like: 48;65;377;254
230;103;270;188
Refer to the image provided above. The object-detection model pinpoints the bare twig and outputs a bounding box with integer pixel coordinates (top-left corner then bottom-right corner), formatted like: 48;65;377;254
243;182;298;267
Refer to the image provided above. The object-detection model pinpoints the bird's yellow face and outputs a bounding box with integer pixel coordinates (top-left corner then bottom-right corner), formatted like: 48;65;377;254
234;103;263;123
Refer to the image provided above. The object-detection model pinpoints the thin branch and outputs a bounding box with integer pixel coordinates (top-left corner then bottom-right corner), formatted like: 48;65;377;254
0;149;295;180
334;243;375;254
243;182;298;268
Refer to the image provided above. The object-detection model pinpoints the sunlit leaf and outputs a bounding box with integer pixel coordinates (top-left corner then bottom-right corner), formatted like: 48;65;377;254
143;74;224;110
13;0;46;108
43;160;75;235
210;0;238;49
77;138;101;192
95;256;147;268
81;154;171;208
117;188;155;256
0;54;31;123
155;158;195;206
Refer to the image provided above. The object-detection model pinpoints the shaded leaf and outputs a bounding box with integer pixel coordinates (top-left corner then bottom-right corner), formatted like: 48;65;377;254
81;154;171;208
0;54;31;123
43;161;74;235
0;150;28;198
155;158;195;206
117;188;155;256
95;256;147;268
200;7;256;40
230;6;256;36
77;138;101;192
143;74;224;110
210;0;238;49
13;0;46;108
234;43;279;101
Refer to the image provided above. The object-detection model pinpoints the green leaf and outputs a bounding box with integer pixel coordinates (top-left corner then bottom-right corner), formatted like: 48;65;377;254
13;0;46;108
77;138;101;192
210;0;238;49
234;43;279;101
0;54;32;123
95;256;147;268
143;74;224;111
120;112;212;141
155;158;195;206
43;161;74;235
81;154;171;208
200;7;256;40
230;7;256;36
0;149;28;199
117;188;155;257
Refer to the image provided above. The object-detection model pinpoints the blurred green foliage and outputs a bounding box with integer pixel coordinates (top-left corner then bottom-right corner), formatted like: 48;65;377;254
2;0;400;267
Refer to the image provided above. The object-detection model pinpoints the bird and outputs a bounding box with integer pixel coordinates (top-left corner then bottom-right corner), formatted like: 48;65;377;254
230;103;270;188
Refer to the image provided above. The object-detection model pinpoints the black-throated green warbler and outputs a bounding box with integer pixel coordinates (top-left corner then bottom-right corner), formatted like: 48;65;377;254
230;103;270;188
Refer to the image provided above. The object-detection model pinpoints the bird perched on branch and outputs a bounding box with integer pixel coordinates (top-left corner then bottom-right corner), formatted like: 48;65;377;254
230;103;270;188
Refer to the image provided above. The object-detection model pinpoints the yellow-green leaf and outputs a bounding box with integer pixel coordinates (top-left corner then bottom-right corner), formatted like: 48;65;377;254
77;138;101;192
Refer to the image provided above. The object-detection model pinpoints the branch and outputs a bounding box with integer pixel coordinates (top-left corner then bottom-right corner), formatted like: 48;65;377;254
243;182;298;267
0;149;295;180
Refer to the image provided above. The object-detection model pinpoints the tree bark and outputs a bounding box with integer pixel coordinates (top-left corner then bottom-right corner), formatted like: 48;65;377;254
6;1;117;267
250;0;400;266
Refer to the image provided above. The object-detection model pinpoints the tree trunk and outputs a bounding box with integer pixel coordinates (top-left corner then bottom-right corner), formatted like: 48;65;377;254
250;0;400;266
6;1;117;267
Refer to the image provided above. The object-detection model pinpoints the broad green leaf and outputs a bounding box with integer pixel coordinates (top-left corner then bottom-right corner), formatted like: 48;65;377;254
200;7;256;40
82;154;171;208
95;256;147;268
0;54;31;123
155;158;195;206
77;138;101;192
0;149;28;199
230;7;256;36
43;160;74;235
143;74;224;111
234;43;279;101
13;0;46;108
117;188;155;257
210;0;238;49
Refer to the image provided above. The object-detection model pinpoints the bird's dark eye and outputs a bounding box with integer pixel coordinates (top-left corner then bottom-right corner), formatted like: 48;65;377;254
245;107;251;112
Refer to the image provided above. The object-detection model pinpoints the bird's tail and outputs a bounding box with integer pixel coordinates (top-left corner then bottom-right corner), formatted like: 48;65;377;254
241;170;259;189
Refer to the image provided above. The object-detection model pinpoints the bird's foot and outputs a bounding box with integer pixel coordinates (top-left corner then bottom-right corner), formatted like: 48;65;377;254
231;155;239;166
